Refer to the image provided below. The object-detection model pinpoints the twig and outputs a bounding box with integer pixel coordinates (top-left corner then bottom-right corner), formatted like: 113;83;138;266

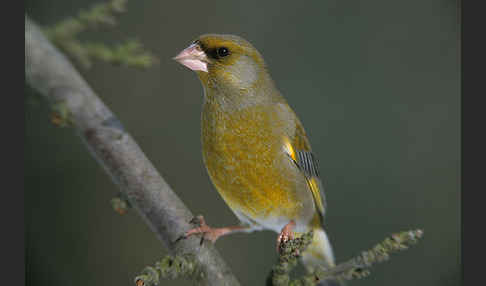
134;254;198;286
269;229;424;285
43;0;157;69
25;15;240;286
313;229;424;282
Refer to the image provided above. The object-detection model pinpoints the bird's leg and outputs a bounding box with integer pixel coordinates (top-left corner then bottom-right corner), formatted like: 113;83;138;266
276;220;296;253
181;215;248;244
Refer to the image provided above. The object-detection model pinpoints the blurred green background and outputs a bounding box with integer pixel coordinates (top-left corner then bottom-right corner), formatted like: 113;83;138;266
25;0;460;285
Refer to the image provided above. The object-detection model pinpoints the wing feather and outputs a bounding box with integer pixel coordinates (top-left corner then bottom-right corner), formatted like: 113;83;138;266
275;102;327;222
286;122;327;221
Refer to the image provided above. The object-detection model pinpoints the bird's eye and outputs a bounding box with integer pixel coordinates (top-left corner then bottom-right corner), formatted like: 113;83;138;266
217;47;230;57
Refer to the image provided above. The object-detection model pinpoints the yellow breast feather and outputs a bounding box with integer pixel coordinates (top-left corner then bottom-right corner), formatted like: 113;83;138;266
202;104;305;221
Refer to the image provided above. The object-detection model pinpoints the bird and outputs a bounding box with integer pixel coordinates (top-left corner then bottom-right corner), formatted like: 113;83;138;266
173;34;338;281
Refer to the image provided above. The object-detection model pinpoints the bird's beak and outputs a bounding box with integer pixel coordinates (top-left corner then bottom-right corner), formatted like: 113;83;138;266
173;43;208;72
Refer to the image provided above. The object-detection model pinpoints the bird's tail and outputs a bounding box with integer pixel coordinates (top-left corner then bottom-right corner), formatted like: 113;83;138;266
301;226;342;286
301;226;335;271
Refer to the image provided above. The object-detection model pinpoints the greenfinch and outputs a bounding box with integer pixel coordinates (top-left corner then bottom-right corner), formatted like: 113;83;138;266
174;34;337;277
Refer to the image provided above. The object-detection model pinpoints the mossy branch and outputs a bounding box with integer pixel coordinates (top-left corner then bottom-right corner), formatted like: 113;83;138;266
110;191;131;215
134;254;199;286
26;15;240;286
269;229;424;286
134;229;423;286
43;0;157;69
269;231;316;286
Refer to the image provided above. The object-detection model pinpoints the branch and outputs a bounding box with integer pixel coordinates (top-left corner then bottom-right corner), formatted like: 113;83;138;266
43;0;157;69
25;15;240;286
269;229;424;285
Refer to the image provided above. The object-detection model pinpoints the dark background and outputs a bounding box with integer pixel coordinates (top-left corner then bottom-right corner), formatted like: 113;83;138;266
25;0;460;285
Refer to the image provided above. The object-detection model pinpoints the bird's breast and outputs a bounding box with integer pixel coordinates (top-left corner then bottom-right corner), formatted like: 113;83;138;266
201;102;307;222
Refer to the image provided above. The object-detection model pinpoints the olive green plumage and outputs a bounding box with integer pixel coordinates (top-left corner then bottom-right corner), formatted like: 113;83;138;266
176;34;336;274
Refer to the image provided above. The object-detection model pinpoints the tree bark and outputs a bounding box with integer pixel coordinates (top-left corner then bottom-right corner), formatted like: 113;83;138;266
25;15;240;286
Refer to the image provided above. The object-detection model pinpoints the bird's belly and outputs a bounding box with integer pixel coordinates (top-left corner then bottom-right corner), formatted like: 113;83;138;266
201;107;314;231
204;147;307;232
205;147;300;216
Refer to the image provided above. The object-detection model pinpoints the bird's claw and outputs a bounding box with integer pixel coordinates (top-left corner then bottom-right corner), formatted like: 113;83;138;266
176;215;220;245
276;231;294;253
189;215;205;226
276;220;296;253
174;215;206;244
278;231;293;243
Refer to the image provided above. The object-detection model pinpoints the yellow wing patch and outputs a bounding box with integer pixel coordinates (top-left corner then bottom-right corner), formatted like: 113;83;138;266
284;133;326;221
283;137;297;162
307;177;325;216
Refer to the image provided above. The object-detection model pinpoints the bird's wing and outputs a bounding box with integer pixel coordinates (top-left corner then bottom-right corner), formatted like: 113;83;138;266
276;103;327;223
289;123;326;220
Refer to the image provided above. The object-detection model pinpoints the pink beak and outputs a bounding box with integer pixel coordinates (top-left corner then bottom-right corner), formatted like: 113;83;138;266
173;43;208;72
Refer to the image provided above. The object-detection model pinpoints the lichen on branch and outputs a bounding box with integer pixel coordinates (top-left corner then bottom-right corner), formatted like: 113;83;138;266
110;192;131;215
42;0;157;69
133;229;424;286
26;15;241;286
134;254;199;286
269;229;424;286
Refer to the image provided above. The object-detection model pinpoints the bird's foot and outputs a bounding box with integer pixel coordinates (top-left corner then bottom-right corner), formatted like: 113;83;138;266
276;220;296;253
179;215;244;245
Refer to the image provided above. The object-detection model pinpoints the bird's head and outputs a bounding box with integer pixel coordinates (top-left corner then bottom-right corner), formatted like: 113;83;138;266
174;34;274;95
